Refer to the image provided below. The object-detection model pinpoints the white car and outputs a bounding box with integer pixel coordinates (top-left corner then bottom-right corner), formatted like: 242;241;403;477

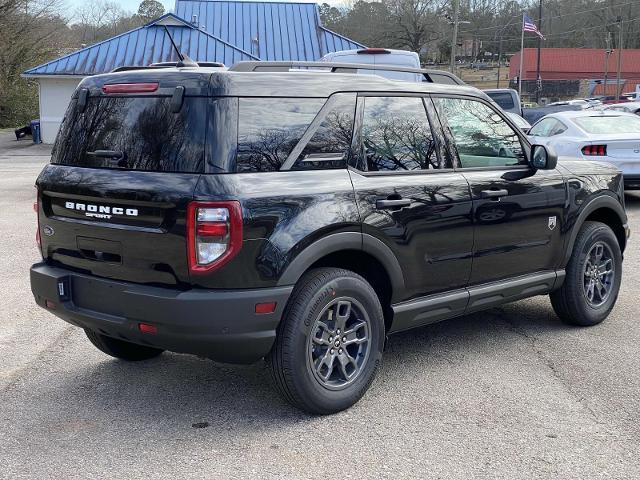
604;101;640;115
321;48;421;82
528;110;640;189
505;112;531;133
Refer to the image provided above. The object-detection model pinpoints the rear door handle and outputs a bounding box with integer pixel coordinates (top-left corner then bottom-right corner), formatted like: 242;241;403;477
376;198;411;210
480;189;509;199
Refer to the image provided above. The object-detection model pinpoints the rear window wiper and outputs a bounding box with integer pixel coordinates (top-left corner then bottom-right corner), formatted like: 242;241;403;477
87;150;124;160
86;150;128;168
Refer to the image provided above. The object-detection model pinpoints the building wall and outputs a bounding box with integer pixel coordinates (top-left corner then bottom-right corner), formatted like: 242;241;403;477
37;77;82;144
510;48;640;82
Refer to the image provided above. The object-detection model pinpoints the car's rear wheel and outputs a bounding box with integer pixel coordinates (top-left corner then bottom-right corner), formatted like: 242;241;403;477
84;329;164;361
550;221;622;326
268;268;384;414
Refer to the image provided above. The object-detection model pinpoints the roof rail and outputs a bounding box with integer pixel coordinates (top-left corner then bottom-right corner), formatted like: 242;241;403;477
110;61;225;73
228;61;464;85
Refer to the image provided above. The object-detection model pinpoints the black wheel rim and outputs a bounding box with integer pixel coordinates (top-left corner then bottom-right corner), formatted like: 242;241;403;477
307;297;371;390
583;241;615;307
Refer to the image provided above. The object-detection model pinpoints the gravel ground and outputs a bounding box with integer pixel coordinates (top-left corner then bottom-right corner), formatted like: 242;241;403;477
1;132;638;479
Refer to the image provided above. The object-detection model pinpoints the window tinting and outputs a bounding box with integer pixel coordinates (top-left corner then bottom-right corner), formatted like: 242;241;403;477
434;97;526;168
236;98;324;172
292;94;355;170
52;96;206;173
360;96;442;171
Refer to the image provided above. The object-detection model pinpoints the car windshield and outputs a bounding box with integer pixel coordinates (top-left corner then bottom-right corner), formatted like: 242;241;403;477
573;115;640;134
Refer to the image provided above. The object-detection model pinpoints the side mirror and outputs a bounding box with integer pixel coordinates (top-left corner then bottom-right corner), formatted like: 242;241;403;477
530;144;558;170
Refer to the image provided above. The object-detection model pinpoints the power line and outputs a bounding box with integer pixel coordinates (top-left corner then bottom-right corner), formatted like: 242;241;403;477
462;15;640;43
459;0;640;34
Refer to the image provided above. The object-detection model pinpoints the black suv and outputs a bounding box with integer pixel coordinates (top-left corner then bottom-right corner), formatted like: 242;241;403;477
30;62;629;414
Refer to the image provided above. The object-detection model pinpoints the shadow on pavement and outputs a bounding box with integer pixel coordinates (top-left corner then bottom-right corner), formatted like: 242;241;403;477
40;299;567;429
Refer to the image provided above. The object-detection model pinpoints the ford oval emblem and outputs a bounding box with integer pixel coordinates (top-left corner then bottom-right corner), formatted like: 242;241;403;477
43;225;55;237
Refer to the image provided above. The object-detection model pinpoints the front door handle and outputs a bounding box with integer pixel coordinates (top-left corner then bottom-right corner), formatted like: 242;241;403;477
480;189;509;199
376;198;411;210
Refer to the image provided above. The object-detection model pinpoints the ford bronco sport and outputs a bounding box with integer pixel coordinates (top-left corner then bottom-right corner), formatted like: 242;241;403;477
30;61;629;414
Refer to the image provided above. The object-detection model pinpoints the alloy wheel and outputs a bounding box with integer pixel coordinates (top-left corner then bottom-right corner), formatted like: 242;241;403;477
583;241;615;307
307;297;371;390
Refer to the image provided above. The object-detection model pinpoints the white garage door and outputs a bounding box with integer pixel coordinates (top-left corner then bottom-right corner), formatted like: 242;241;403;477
37;77;83;144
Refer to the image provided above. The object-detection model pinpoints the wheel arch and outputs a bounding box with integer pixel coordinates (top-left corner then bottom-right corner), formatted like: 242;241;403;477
277;232;405;330
563;195;627;266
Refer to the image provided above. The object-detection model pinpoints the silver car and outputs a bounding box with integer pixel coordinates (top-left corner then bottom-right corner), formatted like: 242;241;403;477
604;102;640;115
528;110;640;189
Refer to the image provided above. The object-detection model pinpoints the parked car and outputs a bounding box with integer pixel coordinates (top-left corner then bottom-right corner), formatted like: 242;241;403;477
528;110;640;189
320;48;422;82
506;111;532;134
548;99;592;109
484;88;522;116
30;61;628;414
604;101;640;115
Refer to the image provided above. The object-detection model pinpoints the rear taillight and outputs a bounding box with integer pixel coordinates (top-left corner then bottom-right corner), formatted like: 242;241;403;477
581;144;607;156
186;201;242;274
102;83;158;94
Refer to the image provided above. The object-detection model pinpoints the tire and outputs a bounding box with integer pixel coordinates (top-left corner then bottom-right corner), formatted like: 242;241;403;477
268;268;385;415
84;329;164;361
551;221;622;326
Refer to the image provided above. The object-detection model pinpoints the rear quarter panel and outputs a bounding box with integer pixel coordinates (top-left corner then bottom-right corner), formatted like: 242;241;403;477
193;170;360;288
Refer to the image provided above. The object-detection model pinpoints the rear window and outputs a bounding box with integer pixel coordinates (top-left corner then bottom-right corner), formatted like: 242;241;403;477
51;96;206;173
574;115;640;134
486;92;515;110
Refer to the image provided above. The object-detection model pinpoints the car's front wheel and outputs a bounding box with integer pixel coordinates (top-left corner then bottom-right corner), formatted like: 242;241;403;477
550;221;622;326
268;268;385;414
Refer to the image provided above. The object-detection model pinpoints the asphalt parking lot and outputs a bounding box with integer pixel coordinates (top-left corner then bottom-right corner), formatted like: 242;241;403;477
1;132;638;479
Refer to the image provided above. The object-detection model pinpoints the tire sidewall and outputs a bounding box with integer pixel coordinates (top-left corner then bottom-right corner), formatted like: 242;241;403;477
286;274;384;412
568;224;622;324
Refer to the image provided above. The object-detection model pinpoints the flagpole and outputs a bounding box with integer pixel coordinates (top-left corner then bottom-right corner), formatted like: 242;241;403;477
518;12;524;98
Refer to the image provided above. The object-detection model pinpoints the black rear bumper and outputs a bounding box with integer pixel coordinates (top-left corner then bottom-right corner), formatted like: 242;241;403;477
624;175;640;190
30;263;292;364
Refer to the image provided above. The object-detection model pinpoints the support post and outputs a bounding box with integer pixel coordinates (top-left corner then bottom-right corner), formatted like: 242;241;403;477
518;13;525;98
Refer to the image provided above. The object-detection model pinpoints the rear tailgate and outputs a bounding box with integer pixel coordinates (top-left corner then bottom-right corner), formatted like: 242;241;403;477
36;71;209;286
37;166;199;286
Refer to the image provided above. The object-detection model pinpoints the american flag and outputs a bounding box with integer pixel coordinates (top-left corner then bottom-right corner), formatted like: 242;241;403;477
523;14;544;39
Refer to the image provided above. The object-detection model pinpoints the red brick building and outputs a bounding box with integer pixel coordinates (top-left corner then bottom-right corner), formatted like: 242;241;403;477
510;48;640;95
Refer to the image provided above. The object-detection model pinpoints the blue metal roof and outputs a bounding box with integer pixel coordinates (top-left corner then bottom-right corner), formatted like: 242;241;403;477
23;13;259;76
175;0;364;61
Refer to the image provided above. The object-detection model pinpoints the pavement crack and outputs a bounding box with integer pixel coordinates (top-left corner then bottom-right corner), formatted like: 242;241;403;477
0;325;75;393
494;308;605;426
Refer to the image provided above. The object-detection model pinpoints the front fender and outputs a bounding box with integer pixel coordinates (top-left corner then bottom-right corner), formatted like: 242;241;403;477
562;193;627;266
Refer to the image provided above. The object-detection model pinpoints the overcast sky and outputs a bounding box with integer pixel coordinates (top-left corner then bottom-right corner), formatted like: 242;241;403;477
64;0;344;17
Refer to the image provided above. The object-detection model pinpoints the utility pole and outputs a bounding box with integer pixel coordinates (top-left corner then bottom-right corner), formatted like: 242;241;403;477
496;34;503;88
604;32;612;97
535;0;543;103
450;0;460;73
518;13;525;98
448;0;470;74
615;16;623;99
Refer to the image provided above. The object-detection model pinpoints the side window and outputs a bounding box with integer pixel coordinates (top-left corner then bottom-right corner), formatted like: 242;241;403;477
549;121;567;136
236;98;324;172
292;94;356;170
360;96;444;172
529;118;557;137
433;97;526;168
